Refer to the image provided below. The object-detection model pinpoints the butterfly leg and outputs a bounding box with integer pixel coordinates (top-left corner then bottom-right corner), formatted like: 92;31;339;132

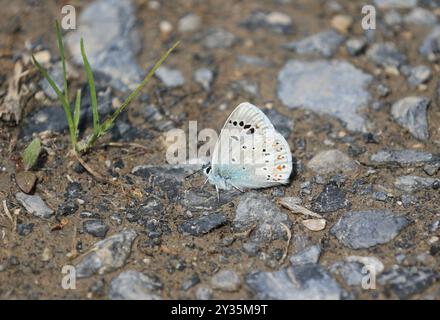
230;183;244;193
215;185;220;201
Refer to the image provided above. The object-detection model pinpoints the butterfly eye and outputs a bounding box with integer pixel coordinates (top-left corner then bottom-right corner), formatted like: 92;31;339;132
205;166;211;174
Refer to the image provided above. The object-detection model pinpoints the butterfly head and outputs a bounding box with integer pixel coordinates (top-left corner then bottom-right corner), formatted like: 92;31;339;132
203;165;212;176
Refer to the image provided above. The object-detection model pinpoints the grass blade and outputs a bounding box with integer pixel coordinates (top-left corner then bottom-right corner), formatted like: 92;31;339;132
80;38;100;134
73;89;81;135
55;20;68;101
102;41;180;132
32;54;77;147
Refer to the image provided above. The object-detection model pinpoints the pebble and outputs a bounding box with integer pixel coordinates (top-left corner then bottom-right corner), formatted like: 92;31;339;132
15;192;53;219
370;149;437;166
372;191;388;202
201;28;237;49
423;162;440;176
195;286;212;300
289;244;321;265
83;219;109;238
75;229;137;278
312;182;350;213
367;42;407;69
178;13;201;33
391;96;430;141
330;261;364;286
181;273;200;291
283;30;345;57
65;0;143;91
277;60;372;132
345;37;367;56
240;11;293;34
404;7;437;26
231;80;260;97
211;270;241;292
394;175;439;193
193;68;214;91
109;270;162;300
307;150;358;175
379;266;437;299
406;66;431;87
233;192;291;243
246;264;343;300
155;66;185;88
16;222;34;236
331;15;353;34
179;213;227;236
236;55;272;67
330;210;409;249
419;25;440;61
15;171;37;194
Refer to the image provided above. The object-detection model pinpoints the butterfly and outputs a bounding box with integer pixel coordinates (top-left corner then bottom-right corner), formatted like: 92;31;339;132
204;102;293;192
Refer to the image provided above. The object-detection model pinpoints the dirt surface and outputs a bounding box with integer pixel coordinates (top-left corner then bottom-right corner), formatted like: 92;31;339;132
0;0;439;299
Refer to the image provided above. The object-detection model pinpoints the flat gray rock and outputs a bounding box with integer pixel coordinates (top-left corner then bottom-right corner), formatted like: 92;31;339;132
109;270;162;300
15;192;53;219
330;210;409;249
75;229;137;278
404;8;437;26
277;60;372;132
330;261;365;286
178;13;201;33
391;96;430;141
307;149;358;174
395;175;438;193
246;264;343;300
200;28;237;49
283;30;345;57
193;68;214;91
289;244;321;266
370;149;437;166
234;192;291;243
419;26;440;61
211;270;241;292
65;0;143;91
179;213;227;236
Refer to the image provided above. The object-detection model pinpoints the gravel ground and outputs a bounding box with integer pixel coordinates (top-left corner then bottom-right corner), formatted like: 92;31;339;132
0;0;439;300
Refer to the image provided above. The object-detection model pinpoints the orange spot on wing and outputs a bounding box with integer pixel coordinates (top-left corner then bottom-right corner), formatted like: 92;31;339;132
277;165;283;171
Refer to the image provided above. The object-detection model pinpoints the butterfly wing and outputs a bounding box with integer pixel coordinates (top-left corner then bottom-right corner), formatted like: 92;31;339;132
210;102;293;190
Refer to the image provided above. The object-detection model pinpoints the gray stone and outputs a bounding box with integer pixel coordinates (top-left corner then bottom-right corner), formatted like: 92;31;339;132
373;0;417;8
83;219;109;238
201;28;237;49
193;68;214;91
379;266;438;299
391;96;430;141
155;66;185;88
75;229;137;278
395;175;438;193
181;188;239;211
401;194;418;207
211;270;241;292
283;30;345;57
181;273;200;291
277;60;372;132
424;162;440;175
65;0;143;91
370;149;437;166
236;55;272;67
109;270;162;300
234;192;291;243
132;163;203;182
240;11;293;34
330;261;364;286
312;182;350;214
384;10;403;26
345;37;367;56
179;213;227;236
263;108;294;139
178;13;201;33
246;264;343;300
330;210;409;249
373;191;388;201
366;43;407;68
404;8;437;26
232;80;260;97
406;66;432;87
307;150;358;175
289;245;321;265
15;192;53;219
39;63;64;100
419;26;440;61
195;286;212;300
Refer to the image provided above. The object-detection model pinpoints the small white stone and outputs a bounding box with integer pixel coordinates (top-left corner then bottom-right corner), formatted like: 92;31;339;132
302;219;326;231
